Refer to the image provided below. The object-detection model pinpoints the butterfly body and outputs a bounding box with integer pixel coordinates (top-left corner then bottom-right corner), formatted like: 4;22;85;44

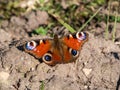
24;32;88;66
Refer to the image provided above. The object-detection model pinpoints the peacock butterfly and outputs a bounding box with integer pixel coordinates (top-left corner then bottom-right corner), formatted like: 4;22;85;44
24;32;88;66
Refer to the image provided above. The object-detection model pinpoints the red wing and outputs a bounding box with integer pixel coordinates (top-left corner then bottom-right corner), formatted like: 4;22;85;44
62;32;88;50
24;39;52;58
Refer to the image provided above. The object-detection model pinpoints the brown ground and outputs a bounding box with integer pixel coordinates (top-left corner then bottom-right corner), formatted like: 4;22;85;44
0;10;120;90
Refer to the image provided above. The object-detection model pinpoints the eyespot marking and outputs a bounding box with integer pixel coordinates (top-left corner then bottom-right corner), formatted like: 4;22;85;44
69;48;79;58
76;32;87;40
25;41;37;50
42;53;52;62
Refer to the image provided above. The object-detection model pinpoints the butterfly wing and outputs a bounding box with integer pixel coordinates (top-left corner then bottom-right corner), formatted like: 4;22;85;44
24;39;52;58
61;32;88;62
63;32;88;50
24;38;63;65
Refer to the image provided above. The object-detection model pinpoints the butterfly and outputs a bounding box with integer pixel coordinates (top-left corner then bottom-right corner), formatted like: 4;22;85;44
24;32;88;66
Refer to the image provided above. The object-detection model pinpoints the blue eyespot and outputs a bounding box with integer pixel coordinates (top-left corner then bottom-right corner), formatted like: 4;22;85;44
45;55;52;61
71;49;77;56
43;53;52;62
25;41;36;50
69;48;79;57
